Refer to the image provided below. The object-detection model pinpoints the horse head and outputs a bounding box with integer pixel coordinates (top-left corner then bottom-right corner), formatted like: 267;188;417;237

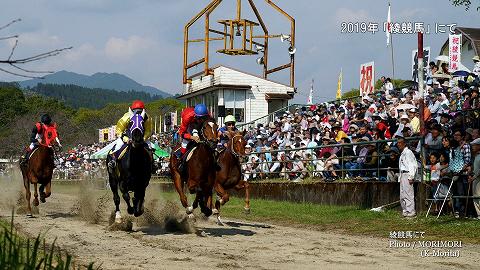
200;118;218;150
227;130;247;157
129;109;146;148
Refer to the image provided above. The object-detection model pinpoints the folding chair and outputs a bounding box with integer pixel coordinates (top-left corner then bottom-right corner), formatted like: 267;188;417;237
435;177;456;219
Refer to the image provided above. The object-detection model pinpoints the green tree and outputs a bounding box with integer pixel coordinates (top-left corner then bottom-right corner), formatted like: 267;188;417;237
450;0;480;10
342;89;360;99
0;84;26;129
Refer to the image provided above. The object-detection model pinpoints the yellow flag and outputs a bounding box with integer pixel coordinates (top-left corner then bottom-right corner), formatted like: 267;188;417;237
336;69;342;99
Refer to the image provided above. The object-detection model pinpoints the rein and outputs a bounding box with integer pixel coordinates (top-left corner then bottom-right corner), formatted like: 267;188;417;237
200;120;217;147
228;134;243;158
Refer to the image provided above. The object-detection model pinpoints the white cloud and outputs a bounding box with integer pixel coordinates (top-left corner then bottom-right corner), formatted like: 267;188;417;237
64;43;98;61
334;8;374;25
13;31;61;48
104;36;155;61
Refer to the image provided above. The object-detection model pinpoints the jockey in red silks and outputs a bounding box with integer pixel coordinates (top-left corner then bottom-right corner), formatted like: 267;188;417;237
176;104;210;159
20;114;62;165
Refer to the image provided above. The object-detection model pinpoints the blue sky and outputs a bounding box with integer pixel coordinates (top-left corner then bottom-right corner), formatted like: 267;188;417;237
0;0;478;102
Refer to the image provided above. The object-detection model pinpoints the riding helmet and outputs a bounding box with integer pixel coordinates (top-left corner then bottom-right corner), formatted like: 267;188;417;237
194;104;208;117
224;115;236;124
131;100;145;110
40;114;52;125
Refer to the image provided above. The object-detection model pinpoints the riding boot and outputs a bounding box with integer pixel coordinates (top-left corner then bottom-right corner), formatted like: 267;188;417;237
20;148;31;166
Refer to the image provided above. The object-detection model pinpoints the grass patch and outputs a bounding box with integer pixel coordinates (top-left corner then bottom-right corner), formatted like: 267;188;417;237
218;196;480;244
0;215;96;269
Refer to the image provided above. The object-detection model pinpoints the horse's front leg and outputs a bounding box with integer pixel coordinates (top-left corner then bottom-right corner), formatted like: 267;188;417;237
39;181;51;203
33;183;39;206
109;175;122;223
23;177;32;217
235;181;250;214
119;182;134;215
173;169;191;215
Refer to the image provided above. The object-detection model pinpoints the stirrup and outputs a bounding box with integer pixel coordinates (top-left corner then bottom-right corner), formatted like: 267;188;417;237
108;160;116;169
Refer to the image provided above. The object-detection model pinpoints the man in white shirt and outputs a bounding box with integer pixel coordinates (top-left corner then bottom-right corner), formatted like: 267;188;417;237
473;56;480;77
397;137;418;218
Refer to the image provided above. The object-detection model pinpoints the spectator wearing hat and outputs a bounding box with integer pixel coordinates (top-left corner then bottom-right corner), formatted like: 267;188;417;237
379;147;400;182
393;114;411;138
424;124;443;160
408;108;420;135
469;138;480;218
473;55;480;77
439;113;452;136
363;142;379;177
384;78;394;97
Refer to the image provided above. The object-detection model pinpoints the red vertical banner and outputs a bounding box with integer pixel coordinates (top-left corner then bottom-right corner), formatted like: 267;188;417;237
360;61;375;96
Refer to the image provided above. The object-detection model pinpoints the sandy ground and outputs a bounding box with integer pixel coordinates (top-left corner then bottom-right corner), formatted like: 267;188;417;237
1;178;479;270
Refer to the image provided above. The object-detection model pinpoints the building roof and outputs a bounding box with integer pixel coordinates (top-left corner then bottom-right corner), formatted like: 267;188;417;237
440;27;480;56
198;65;293;89
456;27;480;55
177;84;251;100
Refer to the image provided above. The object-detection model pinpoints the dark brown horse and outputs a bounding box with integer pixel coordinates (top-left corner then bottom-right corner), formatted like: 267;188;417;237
20;145;56;216
169;118;218;218
213;131;250;224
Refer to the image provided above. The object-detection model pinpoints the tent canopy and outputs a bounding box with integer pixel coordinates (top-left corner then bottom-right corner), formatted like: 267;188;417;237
89;141;170;160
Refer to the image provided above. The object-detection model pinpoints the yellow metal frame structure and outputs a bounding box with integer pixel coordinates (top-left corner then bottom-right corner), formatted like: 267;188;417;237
183;0;295;87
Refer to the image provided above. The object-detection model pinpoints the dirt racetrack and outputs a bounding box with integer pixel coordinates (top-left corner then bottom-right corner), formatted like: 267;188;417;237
1;179;479;270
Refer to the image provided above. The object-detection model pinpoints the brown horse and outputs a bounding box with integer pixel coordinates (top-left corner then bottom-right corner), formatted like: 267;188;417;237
169;117;218;218
20;145;55;216
213;131;250;224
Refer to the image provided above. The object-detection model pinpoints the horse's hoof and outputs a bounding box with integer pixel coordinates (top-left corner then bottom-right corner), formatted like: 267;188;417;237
212;209;219;215
27;213;34;218
216;216;225;226
127;207;134;215
244;207;251;214
115;211;122;223
186;206;194;214
33;198;39;206
39;192;46;203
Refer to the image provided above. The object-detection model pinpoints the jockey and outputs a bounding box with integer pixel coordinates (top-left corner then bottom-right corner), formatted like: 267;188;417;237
20;114;61;165
217;114;237;148
176;104;210;159
108;100;152;169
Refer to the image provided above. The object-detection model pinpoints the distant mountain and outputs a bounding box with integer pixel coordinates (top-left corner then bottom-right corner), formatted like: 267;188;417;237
28;83;160;109
18;70;171;97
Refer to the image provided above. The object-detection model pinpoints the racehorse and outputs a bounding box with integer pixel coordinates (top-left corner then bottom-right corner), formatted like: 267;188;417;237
107;110;152;223
20;144;56;217
169;117;218;218
213;130;250;224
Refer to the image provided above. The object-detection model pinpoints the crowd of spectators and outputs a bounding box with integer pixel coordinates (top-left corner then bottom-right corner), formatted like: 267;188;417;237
54;143;108;180
53;133;174;180
241;70;480;187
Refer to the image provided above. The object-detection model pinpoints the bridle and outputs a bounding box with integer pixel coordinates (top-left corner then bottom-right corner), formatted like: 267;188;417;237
129;114;145;148
200;120;218;149
228;134;244;158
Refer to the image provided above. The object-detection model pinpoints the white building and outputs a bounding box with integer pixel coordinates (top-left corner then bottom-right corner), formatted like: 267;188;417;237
178;65;294;125
439;27;480;71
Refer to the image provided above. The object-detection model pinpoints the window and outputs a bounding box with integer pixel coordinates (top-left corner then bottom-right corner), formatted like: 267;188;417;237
223;89;246;123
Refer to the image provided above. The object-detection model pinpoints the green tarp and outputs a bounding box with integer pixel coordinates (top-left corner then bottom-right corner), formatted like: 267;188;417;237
89;141;170;160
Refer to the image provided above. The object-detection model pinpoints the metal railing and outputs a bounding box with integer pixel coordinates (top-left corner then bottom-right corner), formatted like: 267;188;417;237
240;137;422;182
